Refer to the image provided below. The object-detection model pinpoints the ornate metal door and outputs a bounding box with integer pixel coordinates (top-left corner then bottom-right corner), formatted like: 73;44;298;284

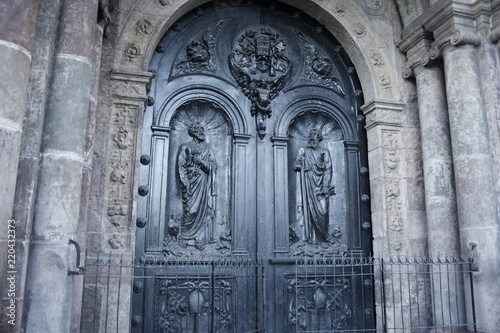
133;1;372;332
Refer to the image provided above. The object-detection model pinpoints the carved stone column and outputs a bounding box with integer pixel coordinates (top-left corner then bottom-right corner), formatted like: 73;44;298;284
421;2;500;329
399;26;464;327
23;0;99;331
0;2;40;329
440;41;500;330
400;28;461;256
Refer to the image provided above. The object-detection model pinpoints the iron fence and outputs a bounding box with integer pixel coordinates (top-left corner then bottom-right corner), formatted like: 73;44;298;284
80;254;476;333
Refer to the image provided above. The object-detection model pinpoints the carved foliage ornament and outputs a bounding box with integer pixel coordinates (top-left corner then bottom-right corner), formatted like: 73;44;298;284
171;21;224;79
298;33;345;96
360;0;387;16
229;25;292;139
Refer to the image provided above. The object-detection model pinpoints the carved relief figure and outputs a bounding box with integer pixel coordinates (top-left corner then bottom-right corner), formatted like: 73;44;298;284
294;129;336;244
177;122;218;250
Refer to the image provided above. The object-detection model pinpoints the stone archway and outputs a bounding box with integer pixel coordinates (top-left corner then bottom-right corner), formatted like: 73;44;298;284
92;0;409;258
86;0;424;331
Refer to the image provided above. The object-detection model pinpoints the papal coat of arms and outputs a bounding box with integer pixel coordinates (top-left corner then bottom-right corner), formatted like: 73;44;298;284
229;26;292;139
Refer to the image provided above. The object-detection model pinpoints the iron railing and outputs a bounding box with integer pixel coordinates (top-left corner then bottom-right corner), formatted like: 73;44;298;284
80;254;476;333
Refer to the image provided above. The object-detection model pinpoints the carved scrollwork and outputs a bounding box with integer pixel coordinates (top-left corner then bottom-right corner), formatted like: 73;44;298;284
286;276;352;331
170;21;224;79
229;25;292;139
155;277;234;332
298;33;345;96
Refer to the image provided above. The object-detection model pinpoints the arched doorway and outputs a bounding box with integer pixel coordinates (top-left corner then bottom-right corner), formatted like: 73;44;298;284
133;1;372;331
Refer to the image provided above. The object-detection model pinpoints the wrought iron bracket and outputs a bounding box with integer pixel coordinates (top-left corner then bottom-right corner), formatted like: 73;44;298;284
468;241;479;272
68;239;85;276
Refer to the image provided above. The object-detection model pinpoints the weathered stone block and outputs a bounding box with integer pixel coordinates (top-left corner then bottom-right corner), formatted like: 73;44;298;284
42;55;92;154
0;0;40;50
0;127;22;223
33;153;84;240
24;243;72;332
0;43;31;125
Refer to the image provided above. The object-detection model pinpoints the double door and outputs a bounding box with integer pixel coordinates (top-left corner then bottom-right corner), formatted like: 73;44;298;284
133;1;372;332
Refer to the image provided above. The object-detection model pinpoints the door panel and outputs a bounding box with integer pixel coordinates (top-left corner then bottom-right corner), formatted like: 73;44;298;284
134;1;372;332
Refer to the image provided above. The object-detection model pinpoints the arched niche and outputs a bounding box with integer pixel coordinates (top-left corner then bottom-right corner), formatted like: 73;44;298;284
272;98;367;257
139;98;248;256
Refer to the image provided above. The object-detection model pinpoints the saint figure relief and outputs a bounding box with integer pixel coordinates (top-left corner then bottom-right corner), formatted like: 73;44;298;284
177;122;217;250
294;129;336;244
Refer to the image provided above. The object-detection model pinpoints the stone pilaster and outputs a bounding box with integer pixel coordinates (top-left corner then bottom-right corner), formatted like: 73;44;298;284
362;100;416;256
362;99;430;330
23;0;99;332
0;1;40;331
81;70;151;333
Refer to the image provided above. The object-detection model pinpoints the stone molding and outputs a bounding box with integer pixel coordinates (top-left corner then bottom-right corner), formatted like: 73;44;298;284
426;1;486;59
399;1;493;76
110;70;153;103
489;0;500;45
361;99;404;130
398;27;435;78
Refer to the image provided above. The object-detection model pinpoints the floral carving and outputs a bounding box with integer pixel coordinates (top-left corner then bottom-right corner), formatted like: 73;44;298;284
125;43;141;60
383;132;400;173
386;180;401;211
113;82;143;98
352;23;366;38
369;49;384;67
136;19;152;36
113;126;131;149
330;1;346;17
379;75;391;91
